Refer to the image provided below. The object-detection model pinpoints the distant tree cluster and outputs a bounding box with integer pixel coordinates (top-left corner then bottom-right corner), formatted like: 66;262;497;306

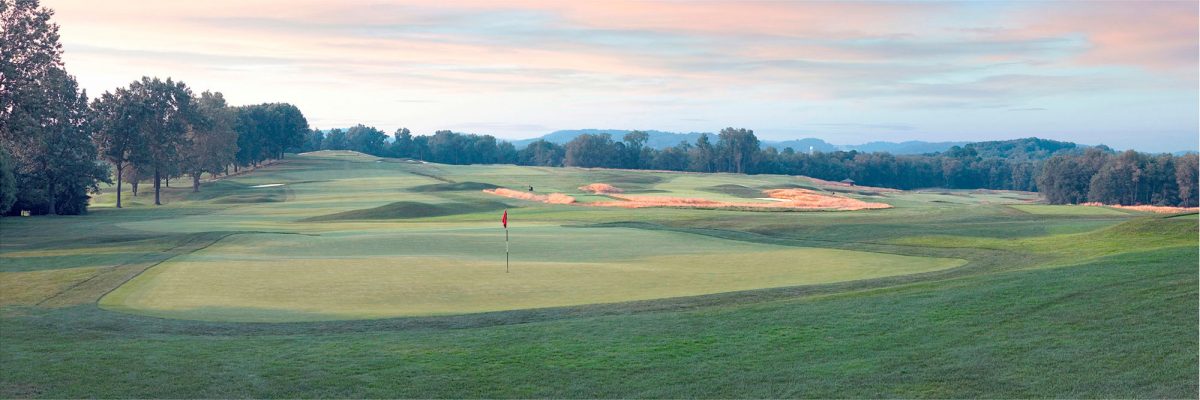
0;0;309;214
298;127;518;165
235;103;308;165
91;84;307;210
1038;149;1197;207
519;129;1056;191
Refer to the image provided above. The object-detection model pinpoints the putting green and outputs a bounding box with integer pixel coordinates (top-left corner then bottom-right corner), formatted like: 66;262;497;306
100;225;965;322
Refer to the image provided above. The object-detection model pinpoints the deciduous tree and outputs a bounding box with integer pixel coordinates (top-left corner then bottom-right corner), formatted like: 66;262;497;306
181;91;238;192
0;0;104;215
564;133;617;168
127;77;195;206
1175;154;1198;207
716;128;759;174
91;87;144;207
0;148;15;214
346;124;387;155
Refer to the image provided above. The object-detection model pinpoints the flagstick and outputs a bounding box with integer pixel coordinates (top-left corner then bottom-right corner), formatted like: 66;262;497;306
505;227;510;273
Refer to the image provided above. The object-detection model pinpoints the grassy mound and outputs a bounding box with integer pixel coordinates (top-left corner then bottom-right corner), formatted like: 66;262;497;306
1166;212;1199;219
185;181;291;204
211;192;286;204
1009;204;1132;216
1096;214;1197;239
600;173;663;185
408;181;499;192
303;199;509;221
702;184;766;199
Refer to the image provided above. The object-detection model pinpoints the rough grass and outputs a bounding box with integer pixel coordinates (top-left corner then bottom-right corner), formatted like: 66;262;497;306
1088;203;1200;214
890;215;1197;266
0;267;101;306
408;181;499;192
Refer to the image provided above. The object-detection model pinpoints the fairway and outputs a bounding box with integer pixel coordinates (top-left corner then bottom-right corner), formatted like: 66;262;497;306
100;226;963;322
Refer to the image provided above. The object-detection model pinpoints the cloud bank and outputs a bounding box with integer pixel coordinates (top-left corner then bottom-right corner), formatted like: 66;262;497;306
47;0;1198;152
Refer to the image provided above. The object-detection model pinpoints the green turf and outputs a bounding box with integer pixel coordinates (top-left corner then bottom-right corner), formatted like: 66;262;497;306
302;199;510;221
700;184;768;199
408;181;500;192
1009;204;1137;216
100;226;964;322
0;151;1194;397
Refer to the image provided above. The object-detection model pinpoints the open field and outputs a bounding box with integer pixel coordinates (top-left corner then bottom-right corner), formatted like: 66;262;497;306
1;151;1196;397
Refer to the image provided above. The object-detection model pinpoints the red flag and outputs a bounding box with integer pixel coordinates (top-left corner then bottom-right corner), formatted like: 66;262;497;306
501;210;507;228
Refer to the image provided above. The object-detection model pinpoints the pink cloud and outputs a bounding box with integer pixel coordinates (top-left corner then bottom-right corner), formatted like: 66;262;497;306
1012;1;1198;72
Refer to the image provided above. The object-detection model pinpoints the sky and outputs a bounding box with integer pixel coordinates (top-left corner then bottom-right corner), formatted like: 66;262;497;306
46;0;1199;152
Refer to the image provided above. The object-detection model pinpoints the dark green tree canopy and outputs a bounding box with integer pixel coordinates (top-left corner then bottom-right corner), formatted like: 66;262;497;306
235;102;309;163
346;124;387;156
1;0;104;215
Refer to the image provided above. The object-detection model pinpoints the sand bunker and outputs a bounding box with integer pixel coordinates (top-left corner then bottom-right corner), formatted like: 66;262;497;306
486;185;888;211
579;183;624;194
1082;202;1199;214
483;188;576;204
588;188;891;211
762;189;892;210
250;183;284;188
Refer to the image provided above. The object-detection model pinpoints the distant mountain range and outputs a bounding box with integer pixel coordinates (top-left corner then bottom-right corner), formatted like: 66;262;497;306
510;129;970;155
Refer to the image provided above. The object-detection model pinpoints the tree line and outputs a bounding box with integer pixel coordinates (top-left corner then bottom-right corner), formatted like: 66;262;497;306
0;0;308;215
310;125;1198;207
301;126;519;165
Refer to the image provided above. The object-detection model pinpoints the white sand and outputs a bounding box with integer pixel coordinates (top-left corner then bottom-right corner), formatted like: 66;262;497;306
250;183;284;188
